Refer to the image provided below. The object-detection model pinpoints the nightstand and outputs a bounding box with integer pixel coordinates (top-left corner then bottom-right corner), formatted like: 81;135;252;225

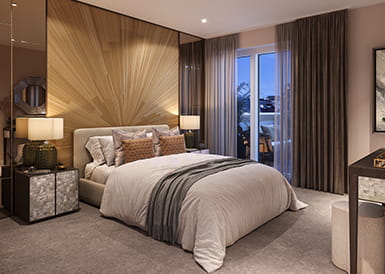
15;168;79;223
186;148;210;154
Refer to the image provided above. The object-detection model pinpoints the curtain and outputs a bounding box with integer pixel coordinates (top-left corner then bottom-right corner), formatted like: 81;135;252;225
204;34;238;156
179;40;204;144
276;10;348;194
275;23;294;181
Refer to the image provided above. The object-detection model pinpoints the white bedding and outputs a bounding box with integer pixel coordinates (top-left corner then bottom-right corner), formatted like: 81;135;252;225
100;153;307;272
85;162;114;184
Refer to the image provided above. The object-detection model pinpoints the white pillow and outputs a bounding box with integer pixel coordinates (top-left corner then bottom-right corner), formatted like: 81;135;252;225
98;136;115;166
85;137;106;164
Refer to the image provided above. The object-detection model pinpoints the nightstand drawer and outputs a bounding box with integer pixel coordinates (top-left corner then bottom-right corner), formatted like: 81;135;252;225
359;176;385;204
30;174;55;222
56;170;79;215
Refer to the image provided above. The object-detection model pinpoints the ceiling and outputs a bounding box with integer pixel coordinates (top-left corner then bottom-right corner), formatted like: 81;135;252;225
78;0;385;38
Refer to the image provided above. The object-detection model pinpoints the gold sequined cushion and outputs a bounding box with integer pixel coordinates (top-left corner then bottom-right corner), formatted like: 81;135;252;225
159;135;186;156
122;138;154;163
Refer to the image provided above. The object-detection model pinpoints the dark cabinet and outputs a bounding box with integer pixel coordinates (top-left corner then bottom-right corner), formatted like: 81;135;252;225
15;168;79;223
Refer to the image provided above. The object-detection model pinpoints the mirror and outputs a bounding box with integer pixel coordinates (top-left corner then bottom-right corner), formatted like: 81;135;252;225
12;0;46;164
0;0;46;217
0;0;12;216
14;76;46;115
13;0;46;116
179;33;204;147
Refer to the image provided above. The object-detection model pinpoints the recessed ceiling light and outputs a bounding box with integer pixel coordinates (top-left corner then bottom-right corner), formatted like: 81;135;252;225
11;3;17;7
201;18;207;23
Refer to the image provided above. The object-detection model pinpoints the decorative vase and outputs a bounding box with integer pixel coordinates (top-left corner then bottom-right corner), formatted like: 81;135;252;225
34;143;57;169
22;141;43;166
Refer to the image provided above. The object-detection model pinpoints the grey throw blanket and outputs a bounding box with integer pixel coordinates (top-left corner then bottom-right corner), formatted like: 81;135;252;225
147;157;257;244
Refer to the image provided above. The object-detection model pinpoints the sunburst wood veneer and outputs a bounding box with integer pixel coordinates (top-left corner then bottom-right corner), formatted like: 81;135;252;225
47;0;179;166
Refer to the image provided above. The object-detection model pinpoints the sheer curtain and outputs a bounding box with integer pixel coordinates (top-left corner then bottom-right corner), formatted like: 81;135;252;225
205;34;238;156
275;23;294;181
275;10;347;194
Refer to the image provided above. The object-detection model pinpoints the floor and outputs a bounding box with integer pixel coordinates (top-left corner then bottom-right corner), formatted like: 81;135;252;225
0;188;345;274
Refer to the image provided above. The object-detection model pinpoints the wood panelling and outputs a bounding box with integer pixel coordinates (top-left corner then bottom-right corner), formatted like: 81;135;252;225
47;0;179;166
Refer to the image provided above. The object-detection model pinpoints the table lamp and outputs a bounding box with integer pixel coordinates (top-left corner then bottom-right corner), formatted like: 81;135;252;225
16;117;63;169
180;115;200;148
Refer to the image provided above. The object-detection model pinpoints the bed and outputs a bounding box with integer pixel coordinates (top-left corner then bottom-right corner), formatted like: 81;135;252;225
74;125;307;273
74;125;169;206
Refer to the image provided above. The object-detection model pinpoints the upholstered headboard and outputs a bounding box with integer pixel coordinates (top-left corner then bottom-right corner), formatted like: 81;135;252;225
73;125;169;178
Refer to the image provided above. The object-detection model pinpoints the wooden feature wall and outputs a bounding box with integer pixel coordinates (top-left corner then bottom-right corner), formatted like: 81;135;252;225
47;0;179;166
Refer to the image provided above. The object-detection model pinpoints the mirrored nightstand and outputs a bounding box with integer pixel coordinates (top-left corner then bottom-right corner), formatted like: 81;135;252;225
15;168;79;223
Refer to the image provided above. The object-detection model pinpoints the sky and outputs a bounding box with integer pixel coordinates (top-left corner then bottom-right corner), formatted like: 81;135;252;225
237;53;276;99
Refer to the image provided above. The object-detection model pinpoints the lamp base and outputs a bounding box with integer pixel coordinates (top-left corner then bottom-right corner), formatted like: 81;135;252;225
23;141;44;166
34;143;57;169
184;131;195;149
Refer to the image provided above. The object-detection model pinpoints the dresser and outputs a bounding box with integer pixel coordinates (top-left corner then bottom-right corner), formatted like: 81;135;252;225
348;149;385;274
15;168;79;223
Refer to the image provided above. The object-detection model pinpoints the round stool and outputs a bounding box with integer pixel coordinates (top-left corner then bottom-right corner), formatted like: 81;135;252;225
331;201;385;274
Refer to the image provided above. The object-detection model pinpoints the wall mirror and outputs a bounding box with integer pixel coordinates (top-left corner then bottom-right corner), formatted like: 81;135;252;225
0;0;12;217
13;0;46;117
179;33;204;147
0;0;46;217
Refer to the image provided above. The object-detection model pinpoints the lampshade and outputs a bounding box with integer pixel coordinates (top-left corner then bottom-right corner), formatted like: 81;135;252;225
15;117;29;138
28;118;64;141
180;115;200;130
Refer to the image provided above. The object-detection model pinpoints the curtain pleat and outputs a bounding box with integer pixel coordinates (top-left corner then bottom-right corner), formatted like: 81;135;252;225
205;34;238;156
276;10;347;194
179;40;204;143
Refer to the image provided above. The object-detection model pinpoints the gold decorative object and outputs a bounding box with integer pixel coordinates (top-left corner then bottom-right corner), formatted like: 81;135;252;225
373;152;385;168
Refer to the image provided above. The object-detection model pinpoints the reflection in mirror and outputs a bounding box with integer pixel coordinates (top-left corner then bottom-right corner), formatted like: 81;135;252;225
14;76;46;115
13;0;46;116
0;0;46;216
0;0;11;216
179;33;204;148
12;0;46;168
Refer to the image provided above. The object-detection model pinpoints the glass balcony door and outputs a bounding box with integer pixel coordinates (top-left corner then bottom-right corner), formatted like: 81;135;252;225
237;46;276;166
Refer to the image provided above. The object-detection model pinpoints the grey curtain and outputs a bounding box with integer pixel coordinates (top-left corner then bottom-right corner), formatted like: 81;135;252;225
180;40;204;143
205;34;238;156
276;10;348;194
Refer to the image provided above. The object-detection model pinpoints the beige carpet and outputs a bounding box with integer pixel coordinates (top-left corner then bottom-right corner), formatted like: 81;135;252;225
0;188;345;274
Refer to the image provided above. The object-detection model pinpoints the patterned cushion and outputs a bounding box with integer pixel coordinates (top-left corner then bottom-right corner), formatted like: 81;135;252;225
85;136;106;165
113;129;147;167
152;126;180;156
122;138;155;163
159;135;186;156
98;136;115;166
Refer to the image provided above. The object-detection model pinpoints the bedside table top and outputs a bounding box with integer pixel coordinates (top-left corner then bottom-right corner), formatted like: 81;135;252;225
16;167;78;177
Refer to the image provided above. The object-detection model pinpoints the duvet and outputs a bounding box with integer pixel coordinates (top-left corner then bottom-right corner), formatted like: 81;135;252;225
100;153;307;272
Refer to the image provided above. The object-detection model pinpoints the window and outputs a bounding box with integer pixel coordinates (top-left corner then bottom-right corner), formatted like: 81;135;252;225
237;45;277;166
258;53;276;166
237;56;251;159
